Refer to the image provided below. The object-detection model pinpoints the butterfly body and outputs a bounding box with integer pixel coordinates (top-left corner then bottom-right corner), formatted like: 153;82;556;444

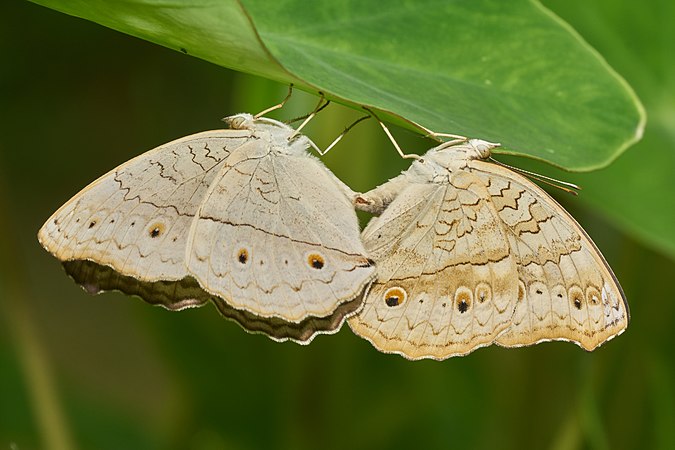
350;139;628;360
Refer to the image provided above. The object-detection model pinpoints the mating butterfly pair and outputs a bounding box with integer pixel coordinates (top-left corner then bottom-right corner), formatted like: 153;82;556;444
38;112;628;360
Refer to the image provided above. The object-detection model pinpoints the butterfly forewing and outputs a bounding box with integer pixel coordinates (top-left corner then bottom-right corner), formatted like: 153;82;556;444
38;131;249;284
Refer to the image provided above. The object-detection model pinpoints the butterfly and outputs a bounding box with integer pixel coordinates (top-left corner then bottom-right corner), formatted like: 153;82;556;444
38;112;375;343
348;138;628;360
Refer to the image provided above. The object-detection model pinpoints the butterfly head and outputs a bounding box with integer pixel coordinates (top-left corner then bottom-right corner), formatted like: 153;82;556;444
418;139;500;177
223;113;313;153
224;113;296;134
223;113;257;130
466;139;500;160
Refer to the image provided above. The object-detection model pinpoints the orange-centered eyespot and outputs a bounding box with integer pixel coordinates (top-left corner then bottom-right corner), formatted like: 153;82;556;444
569;286;584;310
586;286;601;306
308;253;325;269
384;287;407;307
149;222;165;238
238;248;249;264
456;290;472;313
475;283;491;304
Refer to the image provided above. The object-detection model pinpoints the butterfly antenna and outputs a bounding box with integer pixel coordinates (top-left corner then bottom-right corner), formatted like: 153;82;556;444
289;93;330;140
364;107;422;160
255;84;294;118
489;158;581;196
317;114;371;156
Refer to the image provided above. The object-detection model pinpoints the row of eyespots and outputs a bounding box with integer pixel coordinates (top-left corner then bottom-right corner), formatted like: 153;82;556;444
75;216;183;246
524;281;603;310
78;218;331;272
236;247;325;270
79;216;331;271
383;283;492;313
82;217;327;269
79;216;166;239
383;282;604;312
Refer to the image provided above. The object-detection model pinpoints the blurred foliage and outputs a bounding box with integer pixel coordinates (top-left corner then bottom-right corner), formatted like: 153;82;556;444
1;1;673;450
28;0;643;169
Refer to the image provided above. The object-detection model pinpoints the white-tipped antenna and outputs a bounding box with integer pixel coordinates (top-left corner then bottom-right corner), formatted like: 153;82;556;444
255;84;294;118
364;107;422;160
489;158;581;196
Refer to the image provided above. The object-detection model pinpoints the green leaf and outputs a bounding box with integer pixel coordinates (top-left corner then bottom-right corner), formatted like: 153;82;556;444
540;0;675;260
240;0;644;170
27;0;290;82
29;0;644;170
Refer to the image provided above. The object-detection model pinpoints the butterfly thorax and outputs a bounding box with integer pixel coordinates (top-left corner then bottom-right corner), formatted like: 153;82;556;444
405;139;499;184
224;113;312;156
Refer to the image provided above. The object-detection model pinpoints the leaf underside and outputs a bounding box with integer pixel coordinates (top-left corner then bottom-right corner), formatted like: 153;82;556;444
30;0;644;170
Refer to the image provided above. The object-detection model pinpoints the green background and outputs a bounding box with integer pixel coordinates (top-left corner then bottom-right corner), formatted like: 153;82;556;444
1;1;673;449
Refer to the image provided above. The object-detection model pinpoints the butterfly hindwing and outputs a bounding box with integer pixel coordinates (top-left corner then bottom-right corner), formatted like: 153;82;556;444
468;160;628;350
349;169;518;360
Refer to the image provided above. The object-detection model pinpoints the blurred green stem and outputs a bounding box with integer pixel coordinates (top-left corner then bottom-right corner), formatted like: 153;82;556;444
0;173;76;450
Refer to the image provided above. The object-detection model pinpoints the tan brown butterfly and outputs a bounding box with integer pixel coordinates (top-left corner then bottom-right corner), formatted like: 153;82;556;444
349;139;628;360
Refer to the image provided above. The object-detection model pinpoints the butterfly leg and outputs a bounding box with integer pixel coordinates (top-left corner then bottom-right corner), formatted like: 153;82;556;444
363;107;422;161
288;93;331;141
316;114;371;156
254;84;294;118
